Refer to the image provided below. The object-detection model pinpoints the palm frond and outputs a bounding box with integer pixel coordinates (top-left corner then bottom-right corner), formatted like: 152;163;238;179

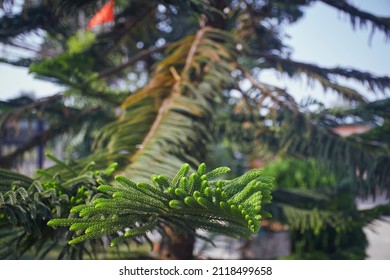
94;27;238;181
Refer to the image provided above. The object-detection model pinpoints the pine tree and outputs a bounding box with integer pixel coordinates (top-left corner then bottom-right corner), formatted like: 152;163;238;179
1;0;389;259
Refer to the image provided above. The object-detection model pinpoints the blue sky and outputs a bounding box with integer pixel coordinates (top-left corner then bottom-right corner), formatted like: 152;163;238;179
287;0;390;72
259;0;390;106
0;0;389;104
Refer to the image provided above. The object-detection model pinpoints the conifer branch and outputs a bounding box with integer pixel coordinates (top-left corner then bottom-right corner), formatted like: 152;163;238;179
320;0;390;40
262;54;390;103
48;163;273;246
0;105;102;168
0;158;118;259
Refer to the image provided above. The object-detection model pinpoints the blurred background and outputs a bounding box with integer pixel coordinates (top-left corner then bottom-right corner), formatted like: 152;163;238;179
0;0;389;259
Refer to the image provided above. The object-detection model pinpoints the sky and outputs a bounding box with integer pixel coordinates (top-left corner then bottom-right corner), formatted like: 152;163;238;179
0;0;389;104
259;0;390;106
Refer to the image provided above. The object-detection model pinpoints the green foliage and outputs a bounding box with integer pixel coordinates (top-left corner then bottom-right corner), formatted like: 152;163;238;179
48;163;273;246
93;27;239;184
67;31;96;55
263;157;336;190
277;193;389;260
1;0;389;260
0;156;118;259
262;157;390;259
286;216;369;260
0;168;34;191
29;32;125;105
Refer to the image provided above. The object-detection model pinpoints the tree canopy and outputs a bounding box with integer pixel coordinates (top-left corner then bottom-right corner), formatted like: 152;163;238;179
0;0;389;259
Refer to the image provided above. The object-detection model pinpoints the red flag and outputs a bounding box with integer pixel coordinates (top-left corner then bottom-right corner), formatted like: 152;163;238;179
87;0;115;30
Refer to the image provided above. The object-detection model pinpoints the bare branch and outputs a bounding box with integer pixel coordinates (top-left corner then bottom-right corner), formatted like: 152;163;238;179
98;45;169;78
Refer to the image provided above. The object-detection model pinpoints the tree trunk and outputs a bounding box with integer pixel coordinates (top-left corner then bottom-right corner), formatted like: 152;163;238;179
156;226;195;259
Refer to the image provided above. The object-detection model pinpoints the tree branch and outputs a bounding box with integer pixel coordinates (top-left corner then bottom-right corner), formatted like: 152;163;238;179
261;53;390;103
240;67;299;112
98;45;169;78
0;105;101;168
320;0;390;39
1;93;63;133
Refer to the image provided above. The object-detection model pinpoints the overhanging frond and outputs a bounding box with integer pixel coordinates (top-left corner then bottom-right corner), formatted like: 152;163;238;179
95;27;238;181
320;0;390;40
262;54;390;103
